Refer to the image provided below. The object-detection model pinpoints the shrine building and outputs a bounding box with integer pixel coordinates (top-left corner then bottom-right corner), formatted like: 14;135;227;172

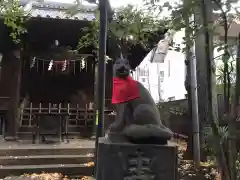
0;0;114;140
0;0;165;142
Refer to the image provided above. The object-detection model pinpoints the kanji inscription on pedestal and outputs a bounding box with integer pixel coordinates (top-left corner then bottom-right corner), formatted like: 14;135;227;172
124;150;155;180
96;138;178;180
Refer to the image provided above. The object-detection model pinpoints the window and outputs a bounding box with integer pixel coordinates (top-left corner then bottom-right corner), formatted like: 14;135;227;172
138;68;149;76
159;71;164;78
141;78;146;82
159;71;164;82
168;60;171;77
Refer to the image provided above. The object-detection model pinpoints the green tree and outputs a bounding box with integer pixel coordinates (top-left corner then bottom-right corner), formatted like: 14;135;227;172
212;0;239;114
78;4;167;59
0;0;29;44
216;61;236;98
216;61;236;85
145;0;239;179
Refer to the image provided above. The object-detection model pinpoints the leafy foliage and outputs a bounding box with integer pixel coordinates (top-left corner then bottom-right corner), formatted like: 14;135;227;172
145;0;239;109
0;0;29;44
202;126;229;155
144;0;198;51
144;0;239;52
237;153;240;179
78;14;99;51
78;5;167;57
109;5;166;49
216;61;236;84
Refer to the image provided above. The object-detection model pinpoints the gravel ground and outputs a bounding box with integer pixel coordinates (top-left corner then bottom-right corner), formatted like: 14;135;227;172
1;174;94;180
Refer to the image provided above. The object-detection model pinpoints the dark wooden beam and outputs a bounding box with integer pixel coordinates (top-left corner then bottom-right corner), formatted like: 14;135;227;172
4;49;22;140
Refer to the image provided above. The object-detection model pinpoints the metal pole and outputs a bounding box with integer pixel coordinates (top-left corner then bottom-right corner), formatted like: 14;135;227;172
190;47;201;168
94;0;108;177
183;0;194;162
91;65;98;139
183;0;200;165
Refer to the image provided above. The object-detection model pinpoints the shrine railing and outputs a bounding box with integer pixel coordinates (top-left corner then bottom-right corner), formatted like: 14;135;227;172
20;102;114;128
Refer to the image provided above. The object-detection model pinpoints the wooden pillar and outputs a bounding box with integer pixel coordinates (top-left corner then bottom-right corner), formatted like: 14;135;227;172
5;49;22;141
0;53;3;81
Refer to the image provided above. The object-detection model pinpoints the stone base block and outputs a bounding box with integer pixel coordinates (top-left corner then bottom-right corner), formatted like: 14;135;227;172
96;137;178;180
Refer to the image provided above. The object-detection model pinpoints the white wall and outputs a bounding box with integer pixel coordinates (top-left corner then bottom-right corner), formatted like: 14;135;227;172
132;48;186;102
162;50;186;100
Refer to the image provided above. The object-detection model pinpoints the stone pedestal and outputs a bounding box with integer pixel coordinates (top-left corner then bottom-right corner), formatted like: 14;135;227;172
96;137;178;180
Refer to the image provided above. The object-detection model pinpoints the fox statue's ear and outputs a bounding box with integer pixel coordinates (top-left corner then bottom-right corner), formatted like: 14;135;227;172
130;70;134;76
117;44;125;60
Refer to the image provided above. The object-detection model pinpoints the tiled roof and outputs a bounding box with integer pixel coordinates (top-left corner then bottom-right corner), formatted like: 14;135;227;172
21;0;96;20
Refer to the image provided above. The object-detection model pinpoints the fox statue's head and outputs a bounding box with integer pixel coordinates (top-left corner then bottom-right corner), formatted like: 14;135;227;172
113;58;130;78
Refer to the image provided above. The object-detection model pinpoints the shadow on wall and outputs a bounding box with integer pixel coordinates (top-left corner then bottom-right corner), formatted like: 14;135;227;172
158;95;225;136
158;94;226;133
158;99;191;136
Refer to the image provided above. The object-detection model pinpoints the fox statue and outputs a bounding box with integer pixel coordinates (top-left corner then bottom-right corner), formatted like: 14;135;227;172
107;58;173;145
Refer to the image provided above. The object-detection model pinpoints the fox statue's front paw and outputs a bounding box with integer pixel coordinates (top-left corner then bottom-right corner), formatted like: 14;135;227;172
105;131;130;143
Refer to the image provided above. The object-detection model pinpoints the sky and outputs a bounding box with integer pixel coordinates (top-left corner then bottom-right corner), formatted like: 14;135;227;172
47;0;144;7
46;0;179;17
109;0;143;7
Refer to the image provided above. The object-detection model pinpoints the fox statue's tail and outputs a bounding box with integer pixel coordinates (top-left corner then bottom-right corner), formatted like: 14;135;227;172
122;104;173;144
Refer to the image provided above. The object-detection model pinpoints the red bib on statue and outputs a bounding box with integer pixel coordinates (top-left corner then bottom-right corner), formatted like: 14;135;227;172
112;76;140;104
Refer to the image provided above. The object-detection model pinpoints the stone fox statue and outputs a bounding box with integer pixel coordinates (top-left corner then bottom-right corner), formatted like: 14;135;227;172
108;58;173;145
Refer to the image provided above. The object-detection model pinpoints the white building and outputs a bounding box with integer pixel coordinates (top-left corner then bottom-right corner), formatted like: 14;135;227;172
132;30;188;103
132;45;186;102
131;11;240;102
132;26;238;103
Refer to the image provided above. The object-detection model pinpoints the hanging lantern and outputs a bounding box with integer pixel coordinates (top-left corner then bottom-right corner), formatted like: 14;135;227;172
62;60;67;71
55;40;59;46
48;60;53;71
30;57;36;69
81;57;85;69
